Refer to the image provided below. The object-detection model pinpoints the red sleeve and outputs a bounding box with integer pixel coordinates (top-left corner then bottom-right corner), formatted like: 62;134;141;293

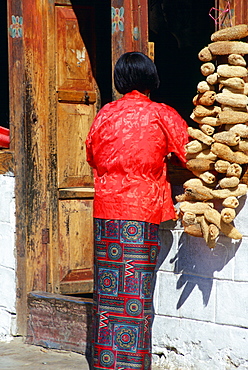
158;104;189;166
85;131;95;168
85;106;106;169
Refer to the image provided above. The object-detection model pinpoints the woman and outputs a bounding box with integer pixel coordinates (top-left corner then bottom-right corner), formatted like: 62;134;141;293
86;52;188;370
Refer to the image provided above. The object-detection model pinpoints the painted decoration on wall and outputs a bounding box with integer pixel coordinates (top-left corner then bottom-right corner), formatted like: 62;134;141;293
111;7;124;34
76;47;86;66
9;15;23;38
209;1;234;28
133;26;140;41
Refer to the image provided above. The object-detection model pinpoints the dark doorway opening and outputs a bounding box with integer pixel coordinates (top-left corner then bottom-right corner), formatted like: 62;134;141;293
149;0;215;126
1;1;9;128
71;0;112;108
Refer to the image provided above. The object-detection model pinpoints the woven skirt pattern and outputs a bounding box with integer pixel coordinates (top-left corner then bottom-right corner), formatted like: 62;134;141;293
93;218;160;370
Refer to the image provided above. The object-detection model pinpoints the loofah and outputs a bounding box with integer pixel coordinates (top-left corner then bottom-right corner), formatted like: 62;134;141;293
183;178;204;188
180;201;214;214
215;92;248;108
228;54;246;67
218;77;245;90
183;223;203;238
221;208;236;223
197;215;209;240
222;196;239;209
197;216;218;248
199;124;215;136
190;113;220;126
197;81;215;93
204;208;242;239
181;25;248;246
175;193;186;202
217;110;248;125
188;127;215;145
228;124;248;138
186;149;217;161
244;83;248;95
200;62;215;76
193;104;221;117
183;186;214;201
185;140;209;154
198;171;216;184
222;86;244;95
182;211;197;226
221;105;247;112
198;47;214;62
218;176;240;188
182;184;247;201
208;41;248;56
208;223;219;240
211;184;247;199
217;64;248;78
233;139;248;153
211;142;248;164
226;163;242;178
193;91;216;106
206;73;219;85
214;159;230;173
210;24;248;42
186;158;215;172
213;131;240;146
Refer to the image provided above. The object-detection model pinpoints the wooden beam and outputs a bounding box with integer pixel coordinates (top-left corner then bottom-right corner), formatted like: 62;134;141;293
8;0;27;335
233;0;248;25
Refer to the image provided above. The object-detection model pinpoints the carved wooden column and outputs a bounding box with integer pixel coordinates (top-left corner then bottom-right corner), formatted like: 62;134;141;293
217;0;248;26
111;0;149;99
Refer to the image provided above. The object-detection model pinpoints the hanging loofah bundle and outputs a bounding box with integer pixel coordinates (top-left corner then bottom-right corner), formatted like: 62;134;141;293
177;24;248;249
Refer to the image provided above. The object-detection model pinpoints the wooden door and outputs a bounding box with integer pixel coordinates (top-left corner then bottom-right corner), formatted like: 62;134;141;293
56;5;97;295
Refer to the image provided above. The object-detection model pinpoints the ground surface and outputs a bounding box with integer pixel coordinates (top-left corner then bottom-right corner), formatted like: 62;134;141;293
0;337;163;370
0;337;89;370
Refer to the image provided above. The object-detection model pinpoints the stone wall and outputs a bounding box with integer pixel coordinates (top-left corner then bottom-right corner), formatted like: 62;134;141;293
0;173;16;341
152;187;248;369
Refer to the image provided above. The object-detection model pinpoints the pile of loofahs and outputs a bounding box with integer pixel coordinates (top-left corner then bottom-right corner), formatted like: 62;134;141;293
177;24;248;249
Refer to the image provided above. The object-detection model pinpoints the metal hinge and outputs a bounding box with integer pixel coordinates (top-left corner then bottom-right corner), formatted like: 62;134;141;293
42;228;50;245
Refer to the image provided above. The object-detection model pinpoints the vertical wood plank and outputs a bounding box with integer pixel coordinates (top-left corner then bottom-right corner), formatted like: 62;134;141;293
8;0;27;335
58;199;93;283
22;0;48;295
46;0;59;295
233;0;248;25
57;103;94;188
111;0;149;99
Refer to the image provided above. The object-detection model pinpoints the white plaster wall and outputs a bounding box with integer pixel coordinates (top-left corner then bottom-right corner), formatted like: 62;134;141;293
0;173;16;341
152;187;248;369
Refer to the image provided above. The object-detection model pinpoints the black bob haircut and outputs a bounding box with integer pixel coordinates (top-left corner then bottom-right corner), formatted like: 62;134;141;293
114;52;160;95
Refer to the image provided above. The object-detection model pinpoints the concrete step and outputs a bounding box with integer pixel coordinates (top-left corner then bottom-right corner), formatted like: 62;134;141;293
26;291;93;357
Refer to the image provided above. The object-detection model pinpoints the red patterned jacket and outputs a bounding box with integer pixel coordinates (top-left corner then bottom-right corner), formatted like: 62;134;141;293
86;90;188;224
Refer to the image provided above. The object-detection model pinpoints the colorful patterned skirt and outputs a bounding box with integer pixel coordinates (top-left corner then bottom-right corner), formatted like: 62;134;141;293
92;218;160;370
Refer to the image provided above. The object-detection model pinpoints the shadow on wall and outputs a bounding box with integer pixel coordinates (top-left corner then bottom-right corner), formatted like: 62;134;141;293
156;194;247;310
172;234;241;309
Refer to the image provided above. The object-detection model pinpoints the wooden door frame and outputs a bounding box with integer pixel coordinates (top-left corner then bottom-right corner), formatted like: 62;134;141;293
8;0;57;334
8;0;27;335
